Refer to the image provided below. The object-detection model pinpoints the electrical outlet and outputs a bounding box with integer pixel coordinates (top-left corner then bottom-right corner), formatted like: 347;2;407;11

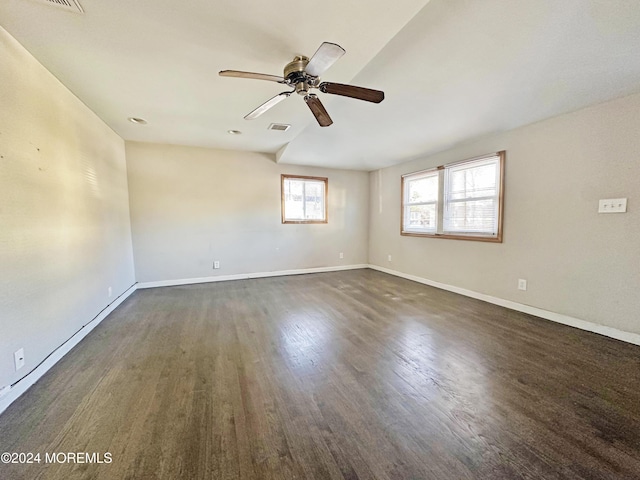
108;286;112;298
339;252;344;259
214;261;220;269
14;348;25;371
518;279;527;291
388;254;392;262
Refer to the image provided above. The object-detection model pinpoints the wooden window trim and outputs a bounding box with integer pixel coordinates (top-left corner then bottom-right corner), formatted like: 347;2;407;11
281;174;328;224
400;151;505;242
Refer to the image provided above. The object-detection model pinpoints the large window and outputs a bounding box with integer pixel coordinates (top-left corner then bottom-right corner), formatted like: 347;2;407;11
401;151;504;242
281;175;328;223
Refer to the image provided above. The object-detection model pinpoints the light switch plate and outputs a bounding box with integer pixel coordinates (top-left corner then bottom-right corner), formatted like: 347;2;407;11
598;198;627;213
14;348;25;371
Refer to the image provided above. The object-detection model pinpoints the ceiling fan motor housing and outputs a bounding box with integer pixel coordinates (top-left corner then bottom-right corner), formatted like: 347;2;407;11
284;55;314;95
284;55;309;78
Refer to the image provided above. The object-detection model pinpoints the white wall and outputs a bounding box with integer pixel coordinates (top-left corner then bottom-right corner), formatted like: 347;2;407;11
369;95;640;333
0;27;135;390
126;141;369;283
369;92;640;335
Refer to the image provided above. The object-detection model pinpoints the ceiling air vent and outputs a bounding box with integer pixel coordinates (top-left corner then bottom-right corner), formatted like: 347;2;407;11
31;0;84;13
268;123;291;132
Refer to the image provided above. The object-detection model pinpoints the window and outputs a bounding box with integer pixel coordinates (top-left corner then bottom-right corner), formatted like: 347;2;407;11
401;151;504;242
403;170;439;234
281;175;328;223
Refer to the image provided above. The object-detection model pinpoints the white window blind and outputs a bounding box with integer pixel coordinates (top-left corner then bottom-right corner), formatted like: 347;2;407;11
443;155;500;236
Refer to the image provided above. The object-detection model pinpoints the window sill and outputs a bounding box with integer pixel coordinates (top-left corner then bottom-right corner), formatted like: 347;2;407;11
283;220;328;224
401;231;502;243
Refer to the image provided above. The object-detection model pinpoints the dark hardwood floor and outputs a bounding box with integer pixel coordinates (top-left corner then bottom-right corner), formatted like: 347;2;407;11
1;269;639;479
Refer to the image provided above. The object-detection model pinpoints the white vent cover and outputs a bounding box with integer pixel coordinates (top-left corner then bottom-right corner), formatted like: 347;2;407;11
30;0;84;13
268;123;291;132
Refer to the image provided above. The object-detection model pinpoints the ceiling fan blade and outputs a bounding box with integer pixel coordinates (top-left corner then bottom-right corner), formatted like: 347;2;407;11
305;42;346;77
304;94;333;127
219;70;286;83
244;92;291;120
319;82;385;103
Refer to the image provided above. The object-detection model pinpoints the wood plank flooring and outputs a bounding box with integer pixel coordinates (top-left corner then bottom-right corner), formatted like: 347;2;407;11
1;269;639;479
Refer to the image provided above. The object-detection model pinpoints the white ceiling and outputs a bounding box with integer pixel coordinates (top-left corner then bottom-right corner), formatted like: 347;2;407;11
2;0;640;171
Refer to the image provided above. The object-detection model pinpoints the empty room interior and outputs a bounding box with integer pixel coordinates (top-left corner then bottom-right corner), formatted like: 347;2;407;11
1;0;640;479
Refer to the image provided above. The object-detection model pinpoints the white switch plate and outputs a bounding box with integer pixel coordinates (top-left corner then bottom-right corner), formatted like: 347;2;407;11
213;261;220;269
388;255;392;262
339;252;344;259
14;348;25;371
598;198;627;213
518;279;527;291
108;286;112;297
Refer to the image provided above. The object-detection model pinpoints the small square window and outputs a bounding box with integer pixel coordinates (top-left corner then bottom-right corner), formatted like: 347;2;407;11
281;175;328;223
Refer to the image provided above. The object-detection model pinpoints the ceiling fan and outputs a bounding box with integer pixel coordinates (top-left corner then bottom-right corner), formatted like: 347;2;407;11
219;42;385;127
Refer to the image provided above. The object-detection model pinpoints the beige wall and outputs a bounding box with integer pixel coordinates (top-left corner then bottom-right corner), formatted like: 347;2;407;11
126;142;369;283
0;27;135;388
369;92;640;335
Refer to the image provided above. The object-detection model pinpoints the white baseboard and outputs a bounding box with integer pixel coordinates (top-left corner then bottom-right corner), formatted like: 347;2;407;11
137;264;369;289
368;264;640;347
0;284;138;416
